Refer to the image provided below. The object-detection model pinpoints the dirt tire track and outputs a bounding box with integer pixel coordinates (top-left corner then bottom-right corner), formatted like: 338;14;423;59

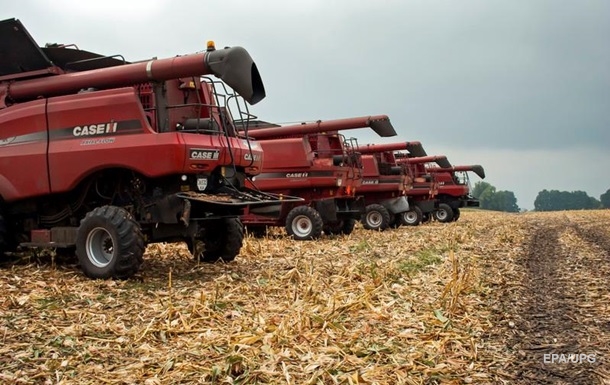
504;222;597;384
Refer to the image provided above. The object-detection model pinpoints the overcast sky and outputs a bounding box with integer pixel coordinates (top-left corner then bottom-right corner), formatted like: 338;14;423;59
4;0;609;209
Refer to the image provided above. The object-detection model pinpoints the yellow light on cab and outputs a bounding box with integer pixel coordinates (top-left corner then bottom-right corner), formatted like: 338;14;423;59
207;40;216;51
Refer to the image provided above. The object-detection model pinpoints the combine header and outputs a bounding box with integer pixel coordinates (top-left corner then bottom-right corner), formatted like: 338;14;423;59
241;115;397;240
0;18;289;279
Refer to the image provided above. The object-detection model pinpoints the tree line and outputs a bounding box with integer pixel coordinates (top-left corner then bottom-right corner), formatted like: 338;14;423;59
534;189;608;211
470;182;610;212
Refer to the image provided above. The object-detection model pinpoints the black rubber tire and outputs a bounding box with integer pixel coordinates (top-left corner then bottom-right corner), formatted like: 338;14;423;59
286;206;323;240
324;218;356;235
400;206;423;226
433;203;454;223
452;207;461;222
191;217;244;263
76;206;145;279
361;204;391;231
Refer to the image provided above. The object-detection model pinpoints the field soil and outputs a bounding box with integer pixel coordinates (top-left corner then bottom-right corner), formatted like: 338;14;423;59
1;210;609;384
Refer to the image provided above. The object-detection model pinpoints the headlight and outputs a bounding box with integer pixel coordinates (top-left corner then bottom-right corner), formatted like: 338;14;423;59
197;177;208;191
336;178;343;187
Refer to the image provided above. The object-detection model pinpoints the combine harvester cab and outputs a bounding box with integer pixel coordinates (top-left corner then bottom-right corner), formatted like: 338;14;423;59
396;154;452;224
240;115;397;240
426;164;486;222
355;142;425;231
0;18;294;279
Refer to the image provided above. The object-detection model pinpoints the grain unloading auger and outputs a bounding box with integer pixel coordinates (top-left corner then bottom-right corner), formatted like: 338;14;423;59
0;17;294;279
240;115;398;239
427;165;486;180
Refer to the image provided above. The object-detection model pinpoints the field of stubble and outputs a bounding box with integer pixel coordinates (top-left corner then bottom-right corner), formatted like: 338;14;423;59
1;210;609;384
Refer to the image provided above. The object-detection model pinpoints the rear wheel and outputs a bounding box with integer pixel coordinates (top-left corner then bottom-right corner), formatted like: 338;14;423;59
361;204;390;231
286;206;323;240
433;203;454;223
76;206;145;279
189;218;244;263
400;206;423;226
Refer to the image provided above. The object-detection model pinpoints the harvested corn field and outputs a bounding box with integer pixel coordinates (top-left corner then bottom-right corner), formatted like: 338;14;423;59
1;210;609;384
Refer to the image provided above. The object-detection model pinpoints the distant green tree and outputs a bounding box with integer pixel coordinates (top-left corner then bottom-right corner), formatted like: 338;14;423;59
478;184;496;210
472;182;520;212
601;189;610;208
493;190;520;212
472;181;492;199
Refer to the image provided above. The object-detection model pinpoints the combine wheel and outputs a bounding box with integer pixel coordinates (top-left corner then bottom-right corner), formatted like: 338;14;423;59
433;203;454;223
361;204;390;231
324;218;356;235
452;207;461;222
400;206;423;226
76;206;145;279
189;218;244;263
286;206;323;240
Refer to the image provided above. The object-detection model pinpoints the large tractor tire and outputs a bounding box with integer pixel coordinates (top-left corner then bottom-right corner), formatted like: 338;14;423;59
286;206;323;240
189;217;244;263
76;206;145;279
361;204;391;231
400;206;423;226
452;207;461;222
433;203;454;223
324;218;356;236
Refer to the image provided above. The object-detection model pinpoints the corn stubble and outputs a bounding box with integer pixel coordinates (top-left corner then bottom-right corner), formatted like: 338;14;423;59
1;210;609;384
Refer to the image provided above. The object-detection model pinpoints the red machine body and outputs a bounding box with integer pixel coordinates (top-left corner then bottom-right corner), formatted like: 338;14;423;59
426;164;485;221
241;115;397;239
0;18;288;279
397;155;484;223
354;142;424;230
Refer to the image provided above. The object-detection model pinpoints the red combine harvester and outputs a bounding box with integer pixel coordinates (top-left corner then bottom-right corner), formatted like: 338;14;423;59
354;142;425;230
425;164;485;222
239;116;397;240
396;154;452;225
0;18;292;279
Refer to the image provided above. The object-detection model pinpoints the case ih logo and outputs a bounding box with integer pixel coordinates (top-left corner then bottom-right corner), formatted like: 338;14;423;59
73;123;118;137
362;179;380;184
244;153;261;161
190;149;220;160
286;172;308;178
